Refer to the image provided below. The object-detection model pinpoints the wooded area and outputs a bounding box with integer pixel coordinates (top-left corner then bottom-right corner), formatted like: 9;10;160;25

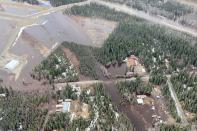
49;0;86;6
0;87;48;130
65;3;197;124
67;4;197;128
161;84;181;122
31;48;79;84
159;124;191;131
65;3;130;21
46;84;134;130
61;42;98;79
117;77;153;102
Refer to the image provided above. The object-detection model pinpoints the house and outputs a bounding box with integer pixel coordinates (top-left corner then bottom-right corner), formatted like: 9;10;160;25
126;55;138;68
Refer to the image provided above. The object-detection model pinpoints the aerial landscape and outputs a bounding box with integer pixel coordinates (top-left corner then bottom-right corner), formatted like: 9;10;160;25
0;0;196;130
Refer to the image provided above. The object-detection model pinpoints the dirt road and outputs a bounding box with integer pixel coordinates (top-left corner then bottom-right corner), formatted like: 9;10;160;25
166;77;189;125
56;75;149;88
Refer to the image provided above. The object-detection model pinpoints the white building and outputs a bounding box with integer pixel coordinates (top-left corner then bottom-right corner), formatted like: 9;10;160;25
4;60;19;71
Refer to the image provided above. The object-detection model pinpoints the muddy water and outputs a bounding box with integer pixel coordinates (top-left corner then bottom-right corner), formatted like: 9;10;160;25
0;19;16;53
1;5;38;15
95;62;148;130
104;82;147;131
107;63;127;77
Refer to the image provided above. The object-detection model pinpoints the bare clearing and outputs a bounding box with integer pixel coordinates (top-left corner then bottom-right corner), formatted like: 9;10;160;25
69;15;117;47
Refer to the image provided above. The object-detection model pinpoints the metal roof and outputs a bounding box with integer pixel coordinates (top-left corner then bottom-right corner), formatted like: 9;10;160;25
63;101;71;112
4;60;19;71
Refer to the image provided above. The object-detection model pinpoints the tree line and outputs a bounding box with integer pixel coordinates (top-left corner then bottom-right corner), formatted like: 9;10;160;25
103;0;193;20
49;0;86;7
65;3;130;21
14;0;39;4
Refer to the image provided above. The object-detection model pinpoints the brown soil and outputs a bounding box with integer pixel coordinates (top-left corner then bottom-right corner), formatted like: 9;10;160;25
63;48;80;69
69;15;117;47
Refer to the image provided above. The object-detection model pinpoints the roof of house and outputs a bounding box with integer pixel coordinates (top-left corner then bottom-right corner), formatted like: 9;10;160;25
63;101;71;112
127;55;138;67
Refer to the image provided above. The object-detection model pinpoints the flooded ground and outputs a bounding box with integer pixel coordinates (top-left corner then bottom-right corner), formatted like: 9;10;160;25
0;8;119;92
103;81;169;131
0;12;93;91
107;63;127;77
0;19;16;53
1;4;38;15
104;82;147;131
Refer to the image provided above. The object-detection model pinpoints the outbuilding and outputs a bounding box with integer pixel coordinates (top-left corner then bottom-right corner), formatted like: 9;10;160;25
4;60;19;71
62;99;71;112
137;98;144;105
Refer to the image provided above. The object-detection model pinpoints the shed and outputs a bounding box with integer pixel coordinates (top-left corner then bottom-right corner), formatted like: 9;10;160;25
63;101;71;112
137;98;144;104
4;60;19;71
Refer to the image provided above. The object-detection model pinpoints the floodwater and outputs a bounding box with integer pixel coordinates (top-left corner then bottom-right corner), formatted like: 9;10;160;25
0;19;16;53
107;63;127;77
104;82;148;131
1;4;38;16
